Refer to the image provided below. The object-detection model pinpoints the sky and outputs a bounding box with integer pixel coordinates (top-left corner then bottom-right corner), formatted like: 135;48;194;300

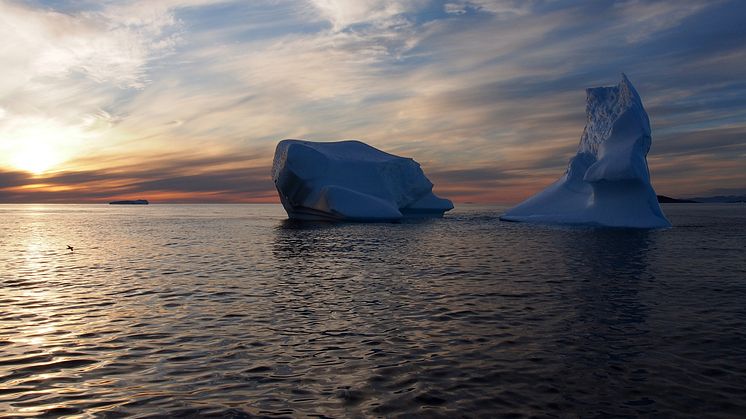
0;0;744;203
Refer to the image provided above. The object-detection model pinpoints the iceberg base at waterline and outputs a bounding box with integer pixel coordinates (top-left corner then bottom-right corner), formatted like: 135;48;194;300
500;74;670;228
272;139;453;222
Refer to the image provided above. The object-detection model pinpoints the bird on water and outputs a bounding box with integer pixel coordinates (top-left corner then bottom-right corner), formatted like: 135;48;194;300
67;245;74;252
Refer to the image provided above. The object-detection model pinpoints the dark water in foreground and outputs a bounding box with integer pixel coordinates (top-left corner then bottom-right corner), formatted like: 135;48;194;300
1;204;745;418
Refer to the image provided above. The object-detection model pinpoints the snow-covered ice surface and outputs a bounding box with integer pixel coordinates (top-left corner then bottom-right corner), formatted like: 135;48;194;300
501;75;671;228
272;140;453;221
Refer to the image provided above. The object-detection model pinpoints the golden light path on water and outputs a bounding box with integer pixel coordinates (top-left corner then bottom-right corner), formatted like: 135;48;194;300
2;206;122;415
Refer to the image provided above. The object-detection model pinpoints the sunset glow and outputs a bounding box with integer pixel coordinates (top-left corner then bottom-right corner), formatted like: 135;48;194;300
0;0;744;203
0;114;93;175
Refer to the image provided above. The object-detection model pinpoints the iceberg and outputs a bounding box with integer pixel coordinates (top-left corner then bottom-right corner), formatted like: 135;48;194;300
272;139;453;221
501;74;671;228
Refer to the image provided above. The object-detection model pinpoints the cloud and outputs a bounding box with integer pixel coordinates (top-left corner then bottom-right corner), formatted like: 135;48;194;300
654;126;746;158
611;0;715;43
0;0;744;203
0;169;28;188
0;1;183;90
444;0;531;17
0;151;275;203
309;0;425;30
0;0;238;174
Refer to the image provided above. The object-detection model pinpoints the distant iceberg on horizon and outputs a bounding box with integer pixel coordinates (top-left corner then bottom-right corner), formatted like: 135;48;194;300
501;74;671;228
272;139;453;221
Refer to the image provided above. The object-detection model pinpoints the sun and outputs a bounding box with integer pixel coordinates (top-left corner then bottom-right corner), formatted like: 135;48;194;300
10;144;62;175
1;117;85;175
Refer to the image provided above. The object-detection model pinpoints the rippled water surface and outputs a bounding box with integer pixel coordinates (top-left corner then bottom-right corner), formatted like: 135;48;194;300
1;203;745;417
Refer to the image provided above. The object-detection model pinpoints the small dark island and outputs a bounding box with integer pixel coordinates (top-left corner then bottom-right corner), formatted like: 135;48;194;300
109;199;149;205
656;195;699;203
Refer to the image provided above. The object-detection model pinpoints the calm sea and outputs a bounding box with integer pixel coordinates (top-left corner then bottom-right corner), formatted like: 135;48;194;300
1;203;745;417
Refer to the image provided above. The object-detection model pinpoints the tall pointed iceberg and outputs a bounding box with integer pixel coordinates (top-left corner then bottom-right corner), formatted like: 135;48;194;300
501;75;670;228
272;139;453;221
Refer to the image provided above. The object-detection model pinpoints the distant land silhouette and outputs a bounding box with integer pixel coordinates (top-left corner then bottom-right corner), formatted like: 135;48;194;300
109;199;149;205
689;195;746;203
657;195;746;203
657;195;700;203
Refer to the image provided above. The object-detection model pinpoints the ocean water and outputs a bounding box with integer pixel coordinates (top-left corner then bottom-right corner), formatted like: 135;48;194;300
1;203;745;418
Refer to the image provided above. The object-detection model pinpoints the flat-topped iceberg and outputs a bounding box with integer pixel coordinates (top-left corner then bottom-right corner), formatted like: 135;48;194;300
501;74;671;228
272;139;453;221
